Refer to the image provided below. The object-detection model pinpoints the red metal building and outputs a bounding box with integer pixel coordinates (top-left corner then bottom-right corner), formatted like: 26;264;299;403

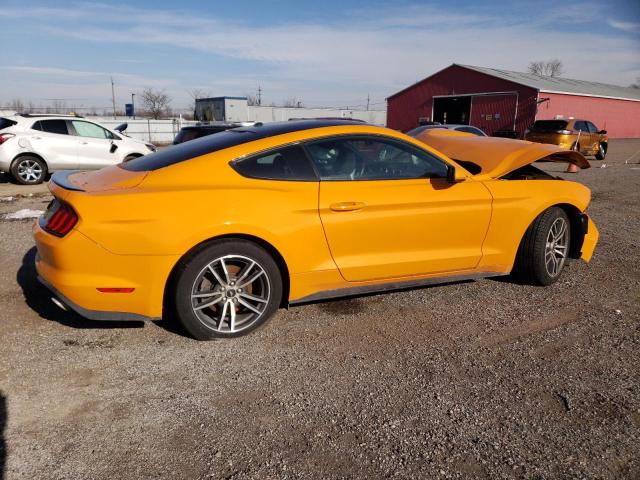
387;64;640;138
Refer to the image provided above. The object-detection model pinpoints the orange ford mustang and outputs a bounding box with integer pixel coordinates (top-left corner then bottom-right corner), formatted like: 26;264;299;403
33;120;599;339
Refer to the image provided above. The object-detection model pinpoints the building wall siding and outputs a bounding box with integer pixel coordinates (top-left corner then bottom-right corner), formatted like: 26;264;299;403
387;65;538;135
536;93;640;138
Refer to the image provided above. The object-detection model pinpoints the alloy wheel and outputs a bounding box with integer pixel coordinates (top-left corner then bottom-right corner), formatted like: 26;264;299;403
17;159;43;183
544;217;569;277
190;255;271;334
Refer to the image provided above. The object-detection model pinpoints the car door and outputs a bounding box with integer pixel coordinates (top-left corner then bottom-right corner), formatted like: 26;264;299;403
70;120;120;169
573;121;591;153
586;121;601;153
305;135;493;282
30;119;78;169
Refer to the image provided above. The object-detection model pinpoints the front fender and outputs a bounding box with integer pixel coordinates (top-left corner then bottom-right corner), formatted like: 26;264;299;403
478;179;593;272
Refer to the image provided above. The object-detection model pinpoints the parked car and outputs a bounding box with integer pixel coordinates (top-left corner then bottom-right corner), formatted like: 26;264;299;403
0;114;156;185
407;124;487;137
34;120;598;340
173;122;255;144
524;119;608;160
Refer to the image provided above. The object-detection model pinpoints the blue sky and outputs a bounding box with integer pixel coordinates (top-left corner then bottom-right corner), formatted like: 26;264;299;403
1;0;639;112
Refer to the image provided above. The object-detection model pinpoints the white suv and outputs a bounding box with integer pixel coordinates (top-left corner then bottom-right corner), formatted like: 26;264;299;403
0;114;156;185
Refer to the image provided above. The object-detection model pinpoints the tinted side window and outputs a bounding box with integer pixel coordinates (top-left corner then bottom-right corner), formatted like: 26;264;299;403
574;121;588;132
232;145;317;181
31;121;42;131
587;122;598;133
39;120;69;135
305;136;449;181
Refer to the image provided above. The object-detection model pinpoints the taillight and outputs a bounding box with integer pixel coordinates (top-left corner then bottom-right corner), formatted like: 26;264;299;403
0;133;15;145
556;129;573;134
42;201;78;237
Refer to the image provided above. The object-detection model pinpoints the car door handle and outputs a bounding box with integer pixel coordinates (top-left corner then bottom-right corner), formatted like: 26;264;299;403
330;201;366;212
32;136;42;140
79;141;89;145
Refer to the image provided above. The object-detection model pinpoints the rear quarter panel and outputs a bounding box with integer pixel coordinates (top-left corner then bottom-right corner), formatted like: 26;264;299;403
478;179;591;272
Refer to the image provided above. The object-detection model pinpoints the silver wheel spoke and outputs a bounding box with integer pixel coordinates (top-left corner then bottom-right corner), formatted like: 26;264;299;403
239;292;268;304
193;294;224;310
238;270;264;289
235;261;255;285
238;297;261;314
207;264;226;286
192;290;219;298
218;301;229;330
229;302;237;331
219;258;231;283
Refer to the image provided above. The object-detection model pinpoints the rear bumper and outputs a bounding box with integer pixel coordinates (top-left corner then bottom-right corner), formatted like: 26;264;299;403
33;221;178;320
38;275;156;321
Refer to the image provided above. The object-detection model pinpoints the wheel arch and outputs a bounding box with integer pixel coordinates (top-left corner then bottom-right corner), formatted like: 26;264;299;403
514;202;585;263
11;151;48;169
162;233;291;315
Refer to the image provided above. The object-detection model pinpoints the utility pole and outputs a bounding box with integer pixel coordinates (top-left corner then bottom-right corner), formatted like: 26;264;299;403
131;93;135;120
366;94;370;111
257;85;262;106
110;77;117;119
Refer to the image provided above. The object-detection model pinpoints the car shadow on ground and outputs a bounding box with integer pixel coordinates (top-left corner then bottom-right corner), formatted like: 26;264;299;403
17;247;144;330
0;392;6;480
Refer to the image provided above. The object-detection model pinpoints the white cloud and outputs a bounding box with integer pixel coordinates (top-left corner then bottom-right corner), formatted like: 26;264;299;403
608;19;640;33
1;2;639;107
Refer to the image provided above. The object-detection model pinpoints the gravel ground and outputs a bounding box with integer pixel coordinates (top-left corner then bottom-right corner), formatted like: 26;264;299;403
1;140;639;479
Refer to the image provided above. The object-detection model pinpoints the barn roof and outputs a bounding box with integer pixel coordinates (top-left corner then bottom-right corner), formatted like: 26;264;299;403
459;64;640;101
387;63;640;102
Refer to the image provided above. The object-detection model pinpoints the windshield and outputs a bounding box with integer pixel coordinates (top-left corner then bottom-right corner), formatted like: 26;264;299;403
530;120;568;132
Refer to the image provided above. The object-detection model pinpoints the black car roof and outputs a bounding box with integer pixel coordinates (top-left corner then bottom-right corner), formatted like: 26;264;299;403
123;119;368;172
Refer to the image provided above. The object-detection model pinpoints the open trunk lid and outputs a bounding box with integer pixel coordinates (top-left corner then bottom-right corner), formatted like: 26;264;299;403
415;129;590;178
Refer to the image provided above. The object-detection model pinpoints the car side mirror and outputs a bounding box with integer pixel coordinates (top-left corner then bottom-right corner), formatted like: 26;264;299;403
598;129;607;135
446;165;456;184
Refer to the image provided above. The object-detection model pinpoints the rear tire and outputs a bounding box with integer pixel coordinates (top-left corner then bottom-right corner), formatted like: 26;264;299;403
10;155;47;185
172;239;283;340
513;207;571;286
595;143;606;160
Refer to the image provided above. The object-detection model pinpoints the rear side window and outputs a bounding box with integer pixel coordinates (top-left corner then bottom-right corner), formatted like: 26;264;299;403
574;121;588;132
0;118;17;130
530;120;568;132
456;126;485;136
231;145;317;181
38;120;69;135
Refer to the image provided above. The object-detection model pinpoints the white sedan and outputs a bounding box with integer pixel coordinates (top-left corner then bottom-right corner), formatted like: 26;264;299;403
0;114;155;184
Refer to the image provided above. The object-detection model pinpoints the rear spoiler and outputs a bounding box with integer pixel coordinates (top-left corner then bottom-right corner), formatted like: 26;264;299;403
51;170;85;192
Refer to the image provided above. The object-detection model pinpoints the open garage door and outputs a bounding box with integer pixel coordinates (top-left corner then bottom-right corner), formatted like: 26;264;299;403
433;96;471;125
470;93;518;136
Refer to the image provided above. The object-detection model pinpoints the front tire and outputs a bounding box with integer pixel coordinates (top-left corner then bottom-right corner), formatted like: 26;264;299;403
595;143;606;160
11;156;47;185
513;207;571;286
172;239;283;340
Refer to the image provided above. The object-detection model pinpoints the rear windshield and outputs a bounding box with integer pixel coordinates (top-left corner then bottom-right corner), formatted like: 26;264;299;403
173;127;229;144
530;120;568;132
0;118;17;130
124;130;260;171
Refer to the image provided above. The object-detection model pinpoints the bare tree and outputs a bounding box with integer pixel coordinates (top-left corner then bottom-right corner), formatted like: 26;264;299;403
528;59;564;77
187;88;211;100
140;88;172;119
9;99;25;112
282;97;304;108
245;93;259;106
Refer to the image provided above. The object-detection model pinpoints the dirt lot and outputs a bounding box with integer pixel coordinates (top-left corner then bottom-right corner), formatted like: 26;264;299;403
1;141;639;479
